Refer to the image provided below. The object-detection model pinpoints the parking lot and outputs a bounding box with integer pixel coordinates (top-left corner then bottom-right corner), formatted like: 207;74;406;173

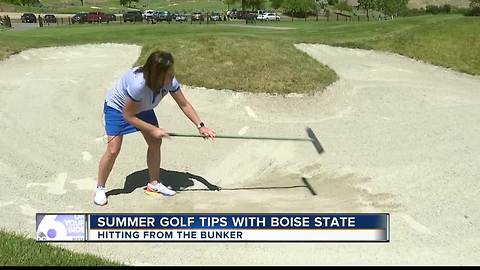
1;8;368;32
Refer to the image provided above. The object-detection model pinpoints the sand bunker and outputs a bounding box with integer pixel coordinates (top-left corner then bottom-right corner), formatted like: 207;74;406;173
0;43;479;264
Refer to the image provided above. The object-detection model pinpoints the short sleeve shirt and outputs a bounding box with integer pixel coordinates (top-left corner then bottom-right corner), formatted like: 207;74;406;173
105;67;180;113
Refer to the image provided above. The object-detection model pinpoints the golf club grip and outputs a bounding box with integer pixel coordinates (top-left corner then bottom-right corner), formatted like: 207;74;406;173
168;133;311;142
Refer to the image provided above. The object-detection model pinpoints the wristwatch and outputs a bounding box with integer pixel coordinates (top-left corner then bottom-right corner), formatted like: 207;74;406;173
197;122;205;129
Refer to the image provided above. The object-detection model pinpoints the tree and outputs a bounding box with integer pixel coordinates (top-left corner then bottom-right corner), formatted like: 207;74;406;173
7;0;40;5
20;0;40;6
230;0;265;11
375;0;408;17
314;0;328;21
119;0;139;8
270;0;284;10
468;0;480;15
393;0;409;16
335;0;352;13
282;0;297;20
245;0;266;10
282;0;317;20
131;0;140;7
224;0;237;10
358;0;375;20
471;0;480;9
299;0;317;20
316;0;328;10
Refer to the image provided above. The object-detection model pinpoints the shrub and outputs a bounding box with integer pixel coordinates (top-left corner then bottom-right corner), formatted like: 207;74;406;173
426;5;440;14
466;6;480;16
440;4;451;13
426;4;452;14
451;6;471;15
399;7;426;16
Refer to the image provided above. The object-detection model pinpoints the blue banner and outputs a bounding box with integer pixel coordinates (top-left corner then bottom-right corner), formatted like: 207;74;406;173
89;213;388;230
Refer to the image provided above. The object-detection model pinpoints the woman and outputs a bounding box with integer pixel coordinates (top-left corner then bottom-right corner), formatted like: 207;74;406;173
95;51;216;206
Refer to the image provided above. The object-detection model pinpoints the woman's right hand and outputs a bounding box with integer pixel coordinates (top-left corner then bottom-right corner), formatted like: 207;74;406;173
150;128;170;139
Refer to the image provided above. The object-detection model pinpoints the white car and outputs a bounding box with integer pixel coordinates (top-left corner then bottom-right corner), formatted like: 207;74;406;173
259;13;280;21
143;10;155;20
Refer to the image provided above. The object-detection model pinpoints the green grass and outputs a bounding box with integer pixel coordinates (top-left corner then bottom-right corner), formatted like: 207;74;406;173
139;36;335;93
0;229;123;266
361;16;480;75
0;15;478;94
272;15;480;75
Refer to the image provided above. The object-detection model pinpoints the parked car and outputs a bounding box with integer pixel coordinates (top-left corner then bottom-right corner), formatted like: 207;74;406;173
106;13;117;22
191;12;204;22
143;9;155;20
43;14;57;23
71;12;88;24
123;11;143;22
235;10;251;20
87;12;108;23
155;11;172;22
237;11;257;21
235;11;247;19
21;13;37;23
209;11;222;21
259;12;280;21
227;9;237;19
144;10;155;23
250;12;259;19
173;12;187;22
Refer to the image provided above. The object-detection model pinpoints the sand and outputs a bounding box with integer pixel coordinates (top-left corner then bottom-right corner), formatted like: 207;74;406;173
0;43;479;265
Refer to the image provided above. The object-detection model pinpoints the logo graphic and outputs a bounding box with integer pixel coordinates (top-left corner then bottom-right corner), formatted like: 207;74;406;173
36;214;86;241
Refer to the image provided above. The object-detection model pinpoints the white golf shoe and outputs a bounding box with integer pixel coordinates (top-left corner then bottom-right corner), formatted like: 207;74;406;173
146;182;176;196
94;186;108;206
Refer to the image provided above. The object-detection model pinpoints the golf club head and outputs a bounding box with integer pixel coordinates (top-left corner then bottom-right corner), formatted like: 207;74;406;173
306;127;324;154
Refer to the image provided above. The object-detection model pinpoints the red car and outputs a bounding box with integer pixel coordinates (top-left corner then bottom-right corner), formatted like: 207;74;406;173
87;12;108;23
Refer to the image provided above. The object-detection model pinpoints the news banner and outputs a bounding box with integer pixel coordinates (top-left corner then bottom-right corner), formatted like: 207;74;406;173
36;213;389;242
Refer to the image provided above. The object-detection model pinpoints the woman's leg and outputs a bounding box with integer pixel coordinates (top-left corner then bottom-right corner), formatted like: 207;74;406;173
140;130;162;184
97;136;123;187
141;131;175;196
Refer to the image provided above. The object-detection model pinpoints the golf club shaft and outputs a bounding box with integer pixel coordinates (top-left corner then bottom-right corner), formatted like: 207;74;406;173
168;133;312;142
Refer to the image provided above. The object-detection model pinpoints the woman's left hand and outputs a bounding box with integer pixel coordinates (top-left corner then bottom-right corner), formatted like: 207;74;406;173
199;126;216;141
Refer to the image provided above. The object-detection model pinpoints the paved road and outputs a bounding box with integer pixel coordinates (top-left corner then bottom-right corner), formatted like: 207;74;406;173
10;22;38;31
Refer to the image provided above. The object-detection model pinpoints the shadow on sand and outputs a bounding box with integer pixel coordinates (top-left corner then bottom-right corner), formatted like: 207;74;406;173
106;168;316;197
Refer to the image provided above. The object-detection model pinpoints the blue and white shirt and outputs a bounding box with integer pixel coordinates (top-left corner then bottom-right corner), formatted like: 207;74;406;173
105;67;181;113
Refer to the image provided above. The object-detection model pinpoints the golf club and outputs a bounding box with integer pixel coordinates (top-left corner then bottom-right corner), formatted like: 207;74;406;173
169;127;324;154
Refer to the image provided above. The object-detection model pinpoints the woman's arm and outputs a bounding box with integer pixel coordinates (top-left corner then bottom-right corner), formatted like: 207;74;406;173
123;98;169;139
170;90;216;140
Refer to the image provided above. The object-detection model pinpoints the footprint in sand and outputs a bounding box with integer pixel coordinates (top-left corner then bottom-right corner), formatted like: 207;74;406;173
70;177;96;191
238;126;249;135
19;204;37;217
82;151;92;161
26;172;67;195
